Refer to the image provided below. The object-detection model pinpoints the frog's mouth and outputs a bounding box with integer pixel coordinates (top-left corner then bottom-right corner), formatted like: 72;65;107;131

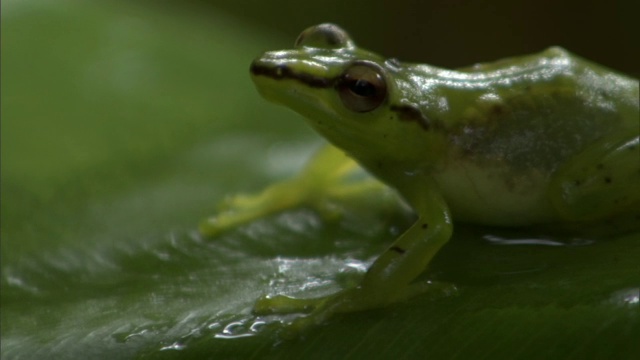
250;60;340;121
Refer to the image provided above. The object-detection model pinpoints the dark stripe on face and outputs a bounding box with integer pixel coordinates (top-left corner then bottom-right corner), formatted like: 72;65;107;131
252;61;432;132
250;62;334;88
390;105;430;131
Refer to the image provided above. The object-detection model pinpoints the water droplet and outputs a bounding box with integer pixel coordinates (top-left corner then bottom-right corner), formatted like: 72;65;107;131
159;342;185;351
608;287;640;306
249;320;266;332
214;320;255;339
483;234;594;246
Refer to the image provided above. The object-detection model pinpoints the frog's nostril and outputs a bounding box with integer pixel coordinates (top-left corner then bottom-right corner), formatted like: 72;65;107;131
249;61;293;81
274;65;287;78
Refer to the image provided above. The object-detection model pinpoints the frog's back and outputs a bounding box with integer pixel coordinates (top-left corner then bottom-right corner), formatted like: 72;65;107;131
416;47;640;226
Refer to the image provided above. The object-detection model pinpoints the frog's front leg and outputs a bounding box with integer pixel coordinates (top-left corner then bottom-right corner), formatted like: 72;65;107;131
254;181;454;330
199;144;384;236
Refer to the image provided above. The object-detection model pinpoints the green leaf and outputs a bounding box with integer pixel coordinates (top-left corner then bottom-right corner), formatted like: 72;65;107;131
2;1;638;359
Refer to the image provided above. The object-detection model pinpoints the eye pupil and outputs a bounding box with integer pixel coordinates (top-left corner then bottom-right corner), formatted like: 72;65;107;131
337;62;387;113
350;79;376;97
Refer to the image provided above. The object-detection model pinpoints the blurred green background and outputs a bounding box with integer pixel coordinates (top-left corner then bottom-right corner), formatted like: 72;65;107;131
2;0;639;359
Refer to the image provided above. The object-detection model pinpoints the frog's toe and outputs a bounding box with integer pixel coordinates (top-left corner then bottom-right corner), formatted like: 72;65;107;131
198;216;226;237
216;194;255;211
199;209;258;237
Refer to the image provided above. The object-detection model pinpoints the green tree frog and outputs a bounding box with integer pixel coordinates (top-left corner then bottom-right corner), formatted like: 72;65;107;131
201;24;640;331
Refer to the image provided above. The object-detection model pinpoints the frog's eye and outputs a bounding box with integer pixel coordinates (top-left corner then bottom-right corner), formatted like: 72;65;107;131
336;62;387;113
295;23;353;49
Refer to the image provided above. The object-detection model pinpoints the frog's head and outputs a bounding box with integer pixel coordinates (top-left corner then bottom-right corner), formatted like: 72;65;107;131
250;24;437;171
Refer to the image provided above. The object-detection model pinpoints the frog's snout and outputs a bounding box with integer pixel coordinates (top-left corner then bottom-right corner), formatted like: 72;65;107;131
250;60;289;80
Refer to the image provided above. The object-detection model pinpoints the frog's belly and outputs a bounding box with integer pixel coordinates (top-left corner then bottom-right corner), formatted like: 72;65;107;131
433;162;557;226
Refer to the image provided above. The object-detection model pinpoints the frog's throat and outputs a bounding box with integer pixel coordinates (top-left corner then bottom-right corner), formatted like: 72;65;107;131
251;62;432;131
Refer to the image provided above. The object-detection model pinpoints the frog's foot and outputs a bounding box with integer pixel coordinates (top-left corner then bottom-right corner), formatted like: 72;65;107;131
200;145;386;237
254;281;457;337
253;288;369;338
253;294;325;315
199;179;304;236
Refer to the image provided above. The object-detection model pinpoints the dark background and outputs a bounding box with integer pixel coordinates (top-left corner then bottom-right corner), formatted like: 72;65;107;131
201;0;637;74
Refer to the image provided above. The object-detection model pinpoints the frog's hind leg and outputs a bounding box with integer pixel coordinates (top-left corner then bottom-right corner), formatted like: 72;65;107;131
253;183;456;335
549;134;640;224
199;144;386;236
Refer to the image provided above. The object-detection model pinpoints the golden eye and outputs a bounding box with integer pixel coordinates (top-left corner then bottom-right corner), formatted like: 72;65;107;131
336;62;387;113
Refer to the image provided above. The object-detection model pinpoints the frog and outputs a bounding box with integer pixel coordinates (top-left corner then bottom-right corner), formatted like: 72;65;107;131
200;23;640;332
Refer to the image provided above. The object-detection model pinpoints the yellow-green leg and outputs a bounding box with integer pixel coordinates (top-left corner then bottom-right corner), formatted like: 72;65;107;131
254;181;455;333
199;144;385;236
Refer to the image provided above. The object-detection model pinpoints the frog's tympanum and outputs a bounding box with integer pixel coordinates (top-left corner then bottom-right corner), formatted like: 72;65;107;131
201;24;640;332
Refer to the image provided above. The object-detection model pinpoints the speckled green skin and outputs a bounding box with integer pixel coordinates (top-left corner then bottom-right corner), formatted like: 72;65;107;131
251;25;639;226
